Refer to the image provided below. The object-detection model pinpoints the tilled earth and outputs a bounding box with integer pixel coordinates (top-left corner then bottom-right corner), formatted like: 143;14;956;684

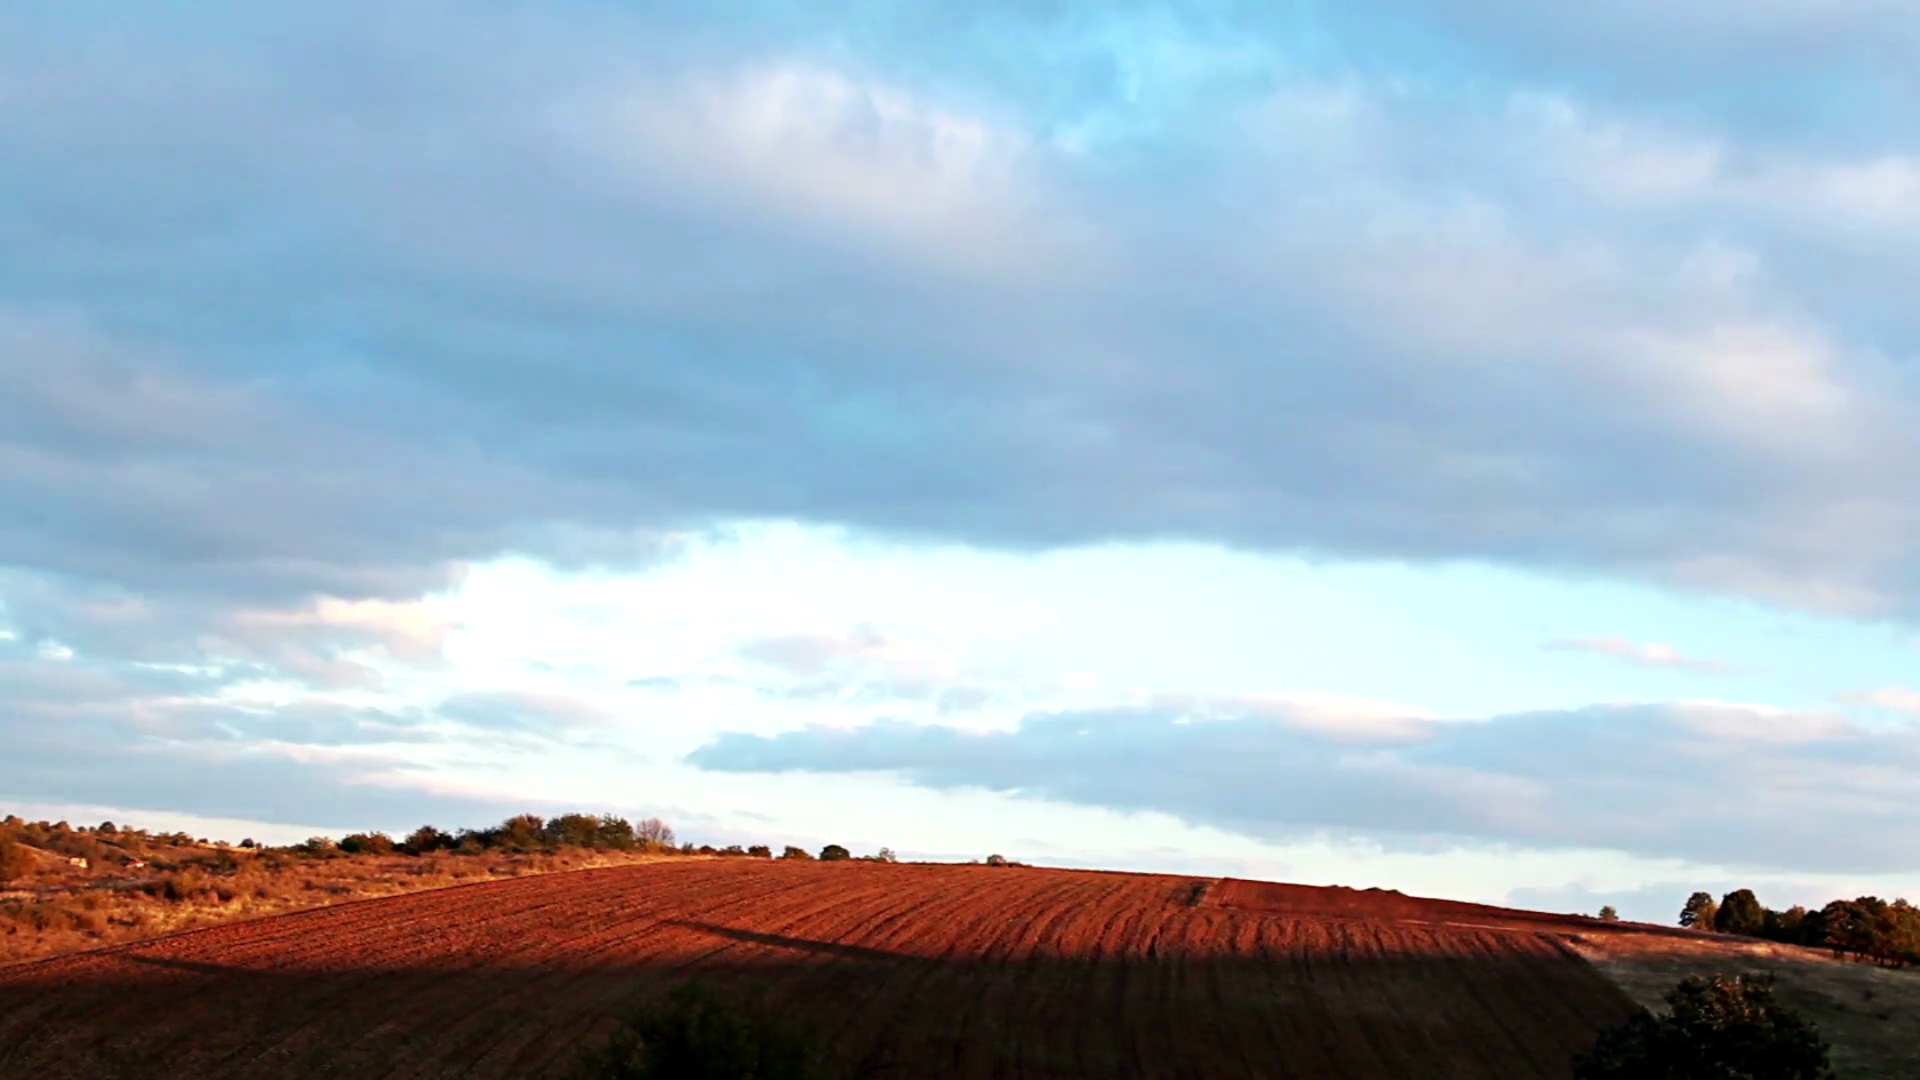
0;860;1642;1079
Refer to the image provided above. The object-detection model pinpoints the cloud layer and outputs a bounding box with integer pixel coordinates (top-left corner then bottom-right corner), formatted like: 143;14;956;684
6;2;1920;629
7;2;1920;865
691;701;1920;874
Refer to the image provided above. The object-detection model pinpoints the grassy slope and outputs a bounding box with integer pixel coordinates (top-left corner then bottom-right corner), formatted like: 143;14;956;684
1566;929;1920;1080
1;841;678;965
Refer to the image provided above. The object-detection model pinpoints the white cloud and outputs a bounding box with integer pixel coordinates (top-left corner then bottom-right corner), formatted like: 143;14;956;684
1545;636;1729;673
1837;686;1920;715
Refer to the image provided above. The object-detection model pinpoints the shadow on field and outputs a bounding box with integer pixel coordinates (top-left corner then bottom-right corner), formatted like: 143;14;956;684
0;925;1635;1080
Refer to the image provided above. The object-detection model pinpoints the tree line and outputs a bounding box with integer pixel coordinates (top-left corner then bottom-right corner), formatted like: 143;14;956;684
313;815;897;865
1679;887;1920;967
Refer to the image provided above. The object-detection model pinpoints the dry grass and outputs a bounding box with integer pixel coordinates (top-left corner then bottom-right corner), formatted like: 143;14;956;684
0;846;679;966
1566;929;1920;1080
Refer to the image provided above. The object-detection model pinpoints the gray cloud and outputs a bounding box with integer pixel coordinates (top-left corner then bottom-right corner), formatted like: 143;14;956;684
689;702;1920;874
7;2;1920;828
1;3;1918;631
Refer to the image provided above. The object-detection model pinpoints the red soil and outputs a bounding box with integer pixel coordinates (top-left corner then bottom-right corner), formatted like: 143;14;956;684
0;860;1640;1078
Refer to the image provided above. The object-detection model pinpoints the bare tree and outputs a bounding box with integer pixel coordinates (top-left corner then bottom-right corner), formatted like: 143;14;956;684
636;817;676;848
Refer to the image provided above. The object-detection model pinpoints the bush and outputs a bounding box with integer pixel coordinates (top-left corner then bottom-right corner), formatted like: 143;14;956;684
779;846;813;861
577;982;828;1080
817;845;851;862
404;825;454;855
338;832;395;856
1597;905;1620;922
747;845;772;859
984;854;1010;868
0;838;31;883
1574;974;1834;1080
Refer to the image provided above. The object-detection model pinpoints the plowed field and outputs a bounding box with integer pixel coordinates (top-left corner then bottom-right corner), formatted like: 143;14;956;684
0;860;1640;1079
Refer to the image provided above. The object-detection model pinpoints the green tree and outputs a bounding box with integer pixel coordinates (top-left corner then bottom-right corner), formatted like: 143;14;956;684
1598;905;1620;922
817;844;851;862
1679;891;1718;930
1574;974;1834;1080
779;846;813;861
577;982;829;1080
1717;889;1767;936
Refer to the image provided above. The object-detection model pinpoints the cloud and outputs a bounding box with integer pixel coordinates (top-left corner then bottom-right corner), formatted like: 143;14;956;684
1545;636;1729;673
435;691;615;734
3;5;1920;631
689;700;1920;874
735;627;1008;713
6;2;1920;845
1836;687;1920;715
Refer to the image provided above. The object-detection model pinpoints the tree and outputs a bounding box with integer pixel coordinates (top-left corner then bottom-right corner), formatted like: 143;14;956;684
338;832;395;856
597;815;637;850
873;847;897;863
1598;906;1620;922
403;825;453;854
1574;974;1834;1080
779;846;813;861
545;813;606;849
818;844;851;862
746;845;772;859
1716;889;1767;937
1679;891;1718;930
636;818;676;848
499;814;547;851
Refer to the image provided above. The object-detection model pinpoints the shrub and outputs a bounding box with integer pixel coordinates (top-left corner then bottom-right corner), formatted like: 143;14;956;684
403;825;454;855
576;982;829;1080
498;814;547;851
1574;974;1834;1080
817;845;850;862
338;832;396;856
779;846;813;861
1597;906;1620;922
984;854;1010;867
0;837;31;883
746;845;772;859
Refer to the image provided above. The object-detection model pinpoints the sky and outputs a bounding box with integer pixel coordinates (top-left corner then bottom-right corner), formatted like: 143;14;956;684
4;1;1920;924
